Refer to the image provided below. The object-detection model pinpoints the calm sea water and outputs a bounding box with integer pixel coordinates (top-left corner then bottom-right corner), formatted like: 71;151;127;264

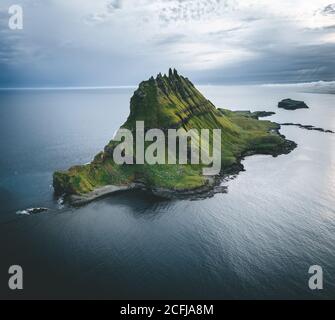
0;85;335;299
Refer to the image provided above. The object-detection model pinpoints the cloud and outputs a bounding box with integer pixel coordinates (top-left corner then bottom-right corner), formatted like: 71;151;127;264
84;0;123;25
1;0;335;86
107;0;122;10
156;0;235;24
263;80;335;94
321;3;335;15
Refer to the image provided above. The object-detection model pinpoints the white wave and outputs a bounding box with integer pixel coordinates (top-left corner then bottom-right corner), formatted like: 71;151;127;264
57;196;65;210
16;209;31;215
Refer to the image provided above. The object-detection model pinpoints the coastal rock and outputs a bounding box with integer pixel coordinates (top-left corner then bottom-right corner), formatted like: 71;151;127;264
16;207;49;215
278;99;309;110
252;111;276;119
280;123;334;134
69;184;135;206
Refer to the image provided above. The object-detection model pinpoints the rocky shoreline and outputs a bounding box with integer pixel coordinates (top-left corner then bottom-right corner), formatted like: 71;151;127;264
68;184;136;206
280;123;334;134
65;136;297;206
66;174;228;206
54;113;333;207
66;169;230;205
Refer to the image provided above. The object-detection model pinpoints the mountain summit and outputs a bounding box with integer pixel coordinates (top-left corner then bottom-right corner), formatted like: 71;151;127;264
124;68;230;131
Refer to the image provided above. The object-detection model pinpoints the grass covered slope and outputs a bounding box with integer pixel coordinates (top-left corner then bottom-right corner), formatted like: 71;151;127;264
53;69;296;197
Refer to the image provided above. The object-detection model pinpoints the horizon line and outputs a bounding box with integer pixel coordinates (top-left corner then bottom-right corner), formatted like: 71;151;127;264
0;80;334;91
0;85;137;91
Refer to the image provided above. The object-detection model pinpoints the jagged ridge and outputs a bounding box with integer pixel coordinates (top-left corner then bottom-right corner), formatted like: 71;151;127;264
124;68;237;132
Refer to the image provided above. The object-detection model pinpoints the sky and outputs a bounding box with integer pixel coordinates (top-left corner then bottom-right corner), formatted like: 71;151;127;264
0;0;335;87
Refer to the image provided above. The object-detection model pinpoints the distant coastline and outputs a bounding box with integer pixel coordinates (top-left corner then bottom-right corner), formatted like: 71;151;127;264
262;80;335;94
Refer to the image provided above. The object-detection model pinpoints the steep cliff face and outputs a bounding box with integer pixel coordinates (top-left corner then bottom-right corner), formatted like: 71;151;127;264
53;69;296;199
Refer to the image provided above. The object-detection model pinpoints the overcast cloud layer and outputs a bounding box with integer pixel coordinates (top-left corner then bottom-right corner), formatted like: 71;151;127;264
0;0;335;86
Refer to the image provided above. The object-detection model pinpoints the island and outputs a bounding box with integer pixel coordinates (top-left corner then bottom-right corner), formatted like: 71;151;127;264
278;99;309;110
53;69;297;205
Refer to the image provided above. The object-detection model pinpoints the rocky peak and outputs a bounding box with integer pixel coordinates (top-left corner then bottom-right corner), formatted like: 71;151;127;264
124;69;220;131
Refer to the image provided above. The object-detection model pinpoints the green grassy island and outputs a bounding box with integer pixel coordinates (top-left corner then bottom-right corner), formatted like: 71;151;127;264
53;69;297;204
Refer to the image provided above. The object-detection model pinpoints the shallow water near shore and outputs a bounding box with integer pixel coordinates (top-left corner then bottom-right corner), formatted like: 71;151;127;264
1;85;335;299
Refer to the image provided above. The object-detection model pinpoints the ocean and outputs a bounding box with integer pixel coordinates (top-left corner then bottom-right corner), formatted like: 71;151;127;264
0;84;335;299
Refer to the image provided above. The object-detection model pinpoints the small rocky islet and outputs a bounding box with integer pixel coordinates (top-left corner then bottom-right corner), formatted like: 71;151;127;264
53;69;298;205
278;98;309;110
16;207;49;215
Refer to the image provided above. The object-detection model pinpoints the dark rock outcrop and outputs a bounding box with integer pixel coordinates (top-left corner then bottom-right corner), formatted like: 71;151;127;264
16;207;49;215
280;123;334;134
278;99;309;110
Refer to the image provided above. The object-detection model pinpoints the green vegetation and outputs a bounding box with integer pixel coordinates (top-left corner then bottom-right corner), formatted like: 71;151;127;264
53;69;296;196
220;110;275;119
